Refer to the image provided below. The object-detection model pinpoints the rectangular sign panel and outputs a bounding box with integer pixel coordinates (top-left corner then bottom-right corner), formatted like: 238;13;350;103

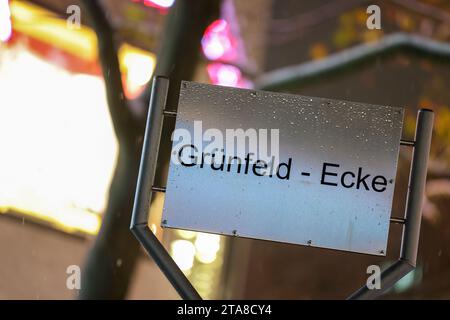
162;81;404;255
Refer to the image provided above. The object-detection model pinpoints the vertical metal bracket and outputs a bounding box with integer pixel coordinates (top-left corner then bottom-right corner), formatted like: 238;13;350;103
130;76;201;300
348;109;434;299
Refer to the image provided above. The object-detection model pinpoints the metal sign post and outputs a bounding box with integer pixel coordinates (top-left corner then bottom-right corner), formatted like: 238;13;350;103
130;76;201;300
348;108;434;299
130;76;433;300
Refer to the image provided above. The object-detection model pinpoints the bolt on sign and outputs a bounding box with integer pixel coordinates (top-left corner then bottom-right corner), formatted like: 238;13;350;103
162;81;404;256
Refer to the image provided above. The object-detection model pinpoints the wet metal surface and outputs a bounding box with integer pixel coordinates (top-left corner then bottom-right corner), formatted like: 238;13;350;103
162;81;404;256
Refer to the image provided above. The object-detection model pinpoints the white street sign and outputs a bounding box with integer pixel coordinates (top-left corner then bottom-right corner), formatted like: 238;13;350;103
162;81;404;255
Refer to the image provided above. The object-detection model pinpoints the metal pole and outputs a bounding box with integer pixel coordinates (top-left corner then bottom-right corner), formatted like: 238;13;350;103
131;76;168;226
348;108;434;300
130;76;202;300
400;109;434;266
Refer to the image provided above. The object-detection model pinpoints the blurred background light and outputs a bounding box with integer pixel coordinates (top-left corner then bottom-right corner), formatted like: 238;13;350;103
168;231;225;298
194;233;221;264
176;229;197;240
0;49;115;235
141;0;174;10
0;0;155;236
150;223;157;235
118;44;156;99
170;240;196;272
202;16;252;89
10;0;98;62
0;0;12;42
207;62;241;87
201;19;237;61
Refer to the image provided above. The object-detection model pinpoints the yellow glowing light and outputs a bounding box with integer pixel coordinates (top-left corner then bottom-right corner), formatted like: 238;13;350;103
194;233;221;264
119;44;156;98
176;229;197;240
0;1;157;235
9;1;156;95
196;251;218;264
0;46;117;235
10;0;98;61
171;240;196;272
0;206;101;235
148;191;164;240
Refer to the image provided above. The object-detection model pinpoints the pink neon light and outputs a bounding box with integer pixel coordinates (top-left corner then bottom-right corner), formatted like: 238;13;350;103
141;0;174;9
207;63;242;87
201;19;237;61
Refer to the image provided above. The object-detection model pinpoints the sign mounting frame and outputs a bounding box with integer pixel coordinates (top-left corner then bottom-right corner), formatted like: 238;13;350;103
130;76;433;300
